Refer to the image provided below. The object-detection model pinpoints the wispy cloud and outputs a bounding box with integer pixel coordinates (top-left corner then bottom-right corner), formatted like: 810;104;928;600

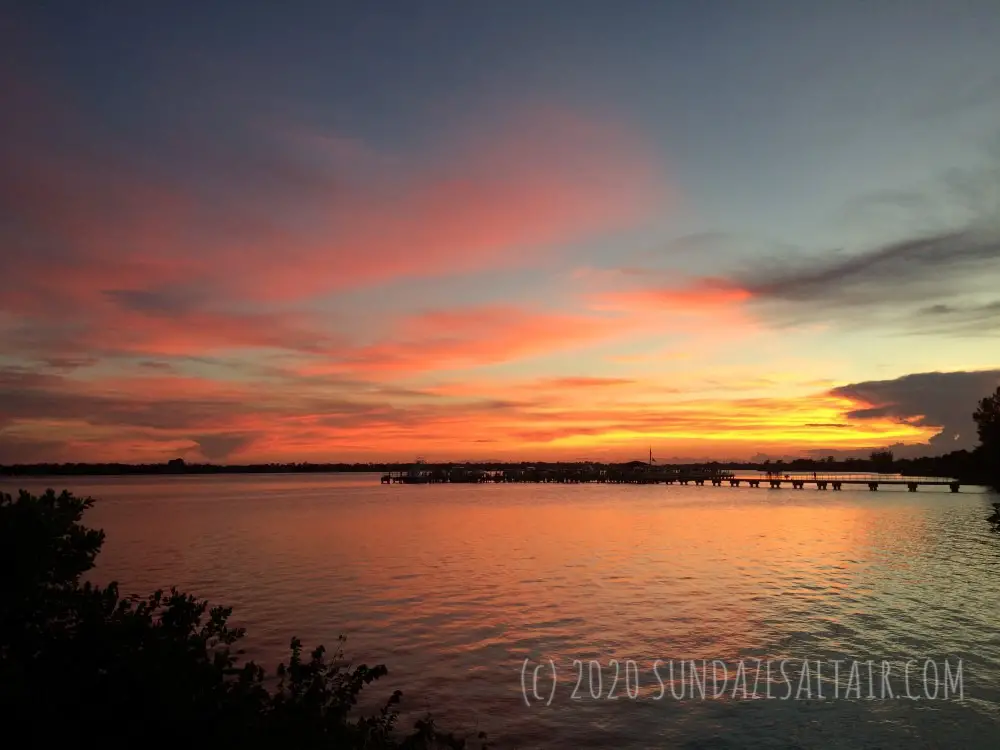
908;300;1000;336
593;277;751;312
592;227;1000;335
743;230;1000;309
298;305;628;378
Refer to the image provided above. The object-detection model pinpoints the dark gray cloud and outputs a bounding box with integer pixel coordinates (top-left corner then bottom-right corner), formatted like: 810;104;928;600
39;356;100;371
622;191;999;335
103;287;211;315
0;390;239;432
830;369;1000;452
0;367;64;390
730;228;1000;332
193;434;258;461
744;230;1000;304
137;360;177;372
0;367;343;435
907;300;1000;336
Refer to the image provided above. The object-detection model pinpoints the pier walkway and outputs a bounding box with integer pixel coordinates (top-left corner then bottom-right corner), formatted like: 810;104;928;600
689;474;959;492
380;469;961;492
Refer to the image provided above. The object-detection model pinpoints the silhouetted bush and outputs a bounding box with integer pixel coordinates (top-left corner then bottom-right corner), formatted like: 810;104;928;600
0;489;487;748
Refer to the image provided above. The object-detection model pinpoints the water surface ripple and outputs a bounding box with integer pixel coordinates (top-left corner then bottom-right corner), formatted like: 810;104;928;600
7;475;999;748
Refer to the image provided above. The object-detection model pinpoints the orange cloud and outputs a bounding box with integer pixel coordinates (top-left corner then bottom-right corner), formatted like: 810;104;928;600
298;305;627;378
417;375;640;401
531;376;637;389
593;277;752;313
585;276;761;343
607;352;692;365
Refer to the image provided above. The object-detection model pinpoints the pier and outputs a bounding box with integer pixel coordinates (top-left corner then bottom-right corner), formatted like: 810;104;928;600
380;467;962;492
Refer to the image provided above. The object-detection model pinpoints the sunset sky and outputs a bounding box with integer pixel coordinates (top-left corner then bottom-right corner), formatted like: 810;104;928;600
2;1;999;463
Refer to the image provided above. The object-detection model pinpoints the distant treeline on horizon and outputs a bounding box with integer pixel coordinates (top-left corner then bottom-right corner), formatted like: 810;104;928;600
0;448;985;481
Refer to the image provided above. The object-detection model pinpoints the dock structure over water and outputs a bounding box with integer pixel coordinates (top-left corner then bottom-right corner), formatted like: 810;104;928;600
380;467;962;492
708;475;960;492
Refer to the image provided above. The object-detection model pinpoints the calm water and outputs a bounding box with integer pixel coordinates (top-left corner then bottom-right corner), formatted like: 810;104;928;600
5;474;1000;748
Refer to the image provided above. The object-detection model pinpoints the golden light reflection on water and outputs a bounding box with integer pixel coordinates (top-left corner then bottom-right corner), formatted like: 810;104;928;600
7;475;999;748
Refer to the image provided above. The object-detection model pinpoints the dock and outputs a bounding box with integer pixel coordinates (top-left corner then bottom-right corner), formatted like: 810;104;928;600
380;467;962;492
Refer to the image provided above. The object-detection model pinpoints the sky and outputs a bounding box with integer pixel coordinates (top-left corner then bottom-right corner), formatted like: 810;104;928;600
2;0;999;464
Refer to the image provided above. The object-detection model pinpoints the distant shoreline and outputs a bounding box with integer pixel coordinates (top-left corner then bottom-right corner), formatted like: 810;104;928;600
0;455;984;484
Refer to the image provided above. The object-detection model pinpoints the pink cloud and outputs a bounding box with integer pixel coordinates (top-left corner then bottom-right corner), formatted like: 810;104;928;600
299;304;626;378
1;98;666;314
588;276;761;339
1;89;669;369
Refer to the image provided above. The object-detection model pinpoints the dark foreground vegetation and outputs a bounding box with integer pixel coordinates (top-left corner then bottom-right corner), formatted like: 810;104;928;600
0;489;487;748
3;387;997;491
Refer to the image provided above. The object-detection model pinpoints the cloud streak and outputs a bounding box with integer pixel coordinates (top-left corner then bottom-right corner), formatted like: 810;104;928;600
597;227;1000;335
593;142;1000;336
300;305;628;378
743;229;1000;310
